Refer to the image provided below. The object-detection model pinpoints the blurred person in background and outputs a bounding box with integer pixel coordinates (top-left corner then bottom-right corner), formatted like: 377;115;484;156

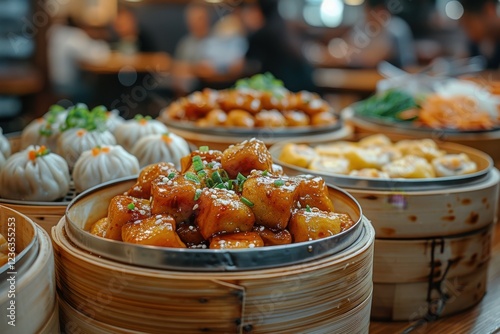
240;0;316;92
172;1;215;93
318;0;416;69
109;6;140;55
47;16;111;103
459;0;500;69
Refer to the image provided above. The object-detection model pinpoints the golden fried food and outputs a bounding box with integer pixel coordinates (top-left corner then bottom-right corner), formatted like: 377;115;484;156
253;225;292;246
195;188;255;239
106;196;151;240
126;162;178;199
242;173;297;230
122;214;186;248
221;138;273;178
92;138;356;249
151;174;199;223
225;109;255;128
210;232;264;249
289;208;348;243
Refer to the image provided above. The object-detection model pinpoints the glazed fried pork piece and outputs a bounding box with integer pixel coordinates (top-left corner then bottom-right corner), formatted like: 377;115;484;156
253;225;292;246
122;214;186;248
150;173;199;223
288;208;352;242
295;175;335;212
221;138;273;178
105;196;151;240
126;162;178;199
194;188;255;239
241;172;297;230
210;232;264;249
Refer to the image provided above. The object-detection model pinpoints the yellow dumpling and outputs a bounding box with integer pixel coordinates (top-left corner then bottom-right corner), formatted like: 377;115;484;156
343;147;391;170
382;155;436;178
309;156;350;174
279;143;318;168
358;134;392;148
432;153;477;177
395;139;445;162
314;141;357;158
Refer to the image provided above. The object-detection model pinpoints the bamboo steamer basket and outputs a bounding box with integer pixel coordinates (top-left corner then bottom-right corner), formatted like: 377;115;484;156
53;175;375;333
0;206;58;333
269;140;500;322
371;224;493;320
53;217;374;334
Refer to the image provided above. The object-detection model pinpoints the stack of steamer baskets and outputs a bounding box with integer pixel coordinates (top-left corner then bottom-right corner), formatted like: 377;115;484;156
268;137;499;323
53;143;375;334
0;205;59;333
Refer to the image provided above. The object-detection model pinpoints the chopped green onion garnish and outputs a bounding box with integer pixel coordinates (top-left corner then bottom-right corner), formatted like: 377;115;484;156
206;178;214;188
212;171;223;184
262;170;268;176
220;170;229;182
199;146;209;152
274;179;285;187
227;180;234;191
207;162;215;169
127;203;135;210
197;170;207;178
167;172;176;179
194;189;202;201
237;173;247;182
184;172;200;184
241;197;254;207
306;205;312;212
215;183;226;189
192;155;204;172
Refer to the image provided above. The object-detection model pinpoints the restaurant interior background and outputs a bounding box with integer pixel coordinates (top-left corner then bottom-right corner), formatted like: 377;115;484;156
0;0;497;133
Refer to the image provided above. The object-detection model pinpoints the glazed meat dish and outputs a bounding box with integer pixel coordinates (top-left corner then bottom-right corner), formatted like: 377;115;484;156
90;139;355;249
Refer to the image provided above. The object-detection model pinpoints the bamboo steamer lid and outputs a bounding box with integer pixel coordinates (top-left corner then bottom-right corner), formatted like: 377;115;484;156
53;217;375;334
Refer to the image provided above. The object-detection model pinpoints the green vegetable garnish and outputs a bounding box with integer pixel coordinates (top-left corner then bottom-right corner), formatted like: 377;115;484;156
235;72;286;98
306;205;312;212
184;172;200;184
274;179;285;187
194;189;202;201
59;103;108;132
212;171;223;185
127;203;135;210
192;155;204;172
199;146;209;152
353;90;418;122
262;170;268;176
167;172;176;180
241;197;254;207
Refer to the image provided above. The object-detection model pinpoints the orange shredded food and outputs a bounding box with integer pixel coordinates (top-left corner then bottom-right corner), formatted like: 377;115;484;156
77;129;86;137
418;95;494;130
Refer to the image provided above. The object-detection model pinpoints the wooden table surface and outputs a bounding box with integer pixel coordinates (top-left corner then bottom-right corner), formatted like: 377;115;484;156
370;221;500;334
80;51;171;74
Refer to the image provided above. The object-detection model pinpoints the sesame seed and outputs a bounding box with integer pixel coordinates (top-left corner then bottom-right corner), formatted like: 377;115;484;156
188;225;194;231
155;219;162;225
193;204;199;210
211;194;217;199
162;177;168;183
155;215;162;219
